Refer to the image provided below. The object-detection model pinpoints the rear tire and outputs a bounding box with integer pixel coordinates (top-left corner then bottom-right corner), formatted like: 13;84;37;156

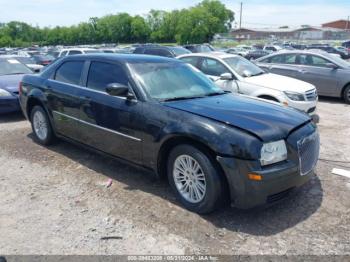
30;106;56;145
167;144;223;214
344;85;350;104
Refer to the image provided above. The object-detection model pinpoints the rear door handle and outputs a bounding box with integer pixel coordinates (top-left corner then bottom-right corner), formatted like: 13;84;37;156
298;69;307;73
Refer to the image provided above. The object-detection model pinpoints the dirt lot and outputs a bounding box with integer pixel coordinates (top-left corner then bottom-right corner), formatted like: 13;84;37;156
0;97;349;255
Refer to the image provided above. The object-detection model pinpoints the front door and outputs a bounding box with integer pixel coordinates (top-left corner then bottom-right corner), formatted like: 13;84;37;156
76;60;143;164
297;54;339;96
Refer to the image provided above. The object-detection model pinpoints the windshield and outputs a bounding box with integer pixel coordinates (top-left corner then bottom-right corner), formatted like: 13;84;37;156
224;56;265;77
16;57;35;64
0;59;33;75
130;62;225;101
325;53;350;68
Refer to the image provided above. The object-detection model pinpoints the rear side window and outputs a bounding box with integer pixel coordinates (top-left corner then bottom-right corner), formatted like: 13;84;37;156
87;62;129;92
55;61;84;85
180;57;200;68
299;55;330;67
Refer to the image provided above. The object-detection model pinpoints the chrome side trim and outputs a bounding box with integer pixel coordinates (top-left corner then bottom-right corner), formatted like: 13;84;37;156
53;111;142;142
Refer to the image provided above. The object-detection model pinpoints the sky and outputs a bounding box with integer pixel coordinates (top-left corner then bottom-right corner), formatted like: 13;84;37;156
0;0;349;28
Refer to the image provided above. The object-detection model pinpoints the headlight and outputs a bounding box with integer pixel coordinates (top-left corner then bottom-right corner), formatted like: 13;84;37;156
260;140;287;166
0;88;12;97
284;91;305;101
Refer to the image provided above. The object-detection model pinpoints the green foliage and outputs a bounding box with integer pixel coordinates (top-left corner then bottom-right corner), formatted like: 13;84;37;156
0;0;234;47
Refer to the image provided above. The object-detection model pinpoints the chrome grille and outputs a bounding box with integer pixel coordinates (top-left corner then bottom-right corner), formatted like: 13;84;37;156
297;131;320;176
305;89;318;101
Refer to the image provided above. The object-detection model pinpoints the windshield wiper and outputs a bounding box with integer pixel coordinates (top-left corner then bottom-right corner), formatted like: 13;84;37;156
1;72;26;76
161;96;205;102
206;92;226;97
250;71;266;77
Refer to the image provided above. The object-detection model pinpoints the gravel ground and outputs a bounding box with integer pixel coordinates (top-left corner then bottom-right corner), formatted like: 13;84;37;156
0;97;349;255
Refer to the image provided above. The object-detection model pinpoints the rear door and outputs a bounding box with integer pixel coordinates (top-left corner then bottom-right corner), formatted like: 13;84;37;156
258;54;299;78
46;60;85;141
76;60;143;164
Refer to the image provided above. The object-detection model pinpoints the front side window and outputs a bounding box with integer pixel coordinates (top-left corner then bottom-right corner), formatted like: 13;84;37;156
200;58;230;76
130;62;224;101
299;55;331;67
55;61;84;85
87;62;129;92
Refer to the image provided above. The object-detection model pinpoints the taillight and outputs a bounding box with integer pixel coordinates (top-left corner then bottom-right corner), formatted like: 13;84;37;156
19;81;23;96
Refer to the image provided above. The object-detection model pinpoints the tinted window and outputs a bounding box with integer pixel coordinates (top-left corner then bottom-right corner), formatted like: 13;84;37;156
144;48;172;57
55;61;84;85
284;54;297;64
299;55;331;67
68;50;83;56
87;62;129;92
180;57;200;67
200;58;230;76
270;55;284;63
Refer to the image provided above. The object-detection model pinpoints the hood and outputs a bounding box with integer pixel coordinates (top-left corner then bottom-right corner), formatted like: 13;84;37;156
165;93;310;142
0;74;25;93
244;73;315;93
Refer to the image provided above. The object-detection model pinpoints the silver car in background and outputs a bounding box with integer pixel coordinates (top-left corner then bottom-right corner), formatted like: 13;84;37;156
255;50;350;104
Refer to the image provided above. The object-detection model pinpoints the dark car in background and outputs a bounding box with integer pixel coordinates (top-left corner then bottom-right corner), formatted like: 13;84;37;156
256;50;350;103
306;45;349;59
32;54;55;66
0;57;33;114
133;45;191;58
19;54;319;213
245;49;271;60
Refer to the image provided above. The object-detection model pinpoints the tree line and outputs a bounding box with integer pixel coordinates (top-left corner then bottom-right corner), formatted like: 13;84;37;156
0;0;234;47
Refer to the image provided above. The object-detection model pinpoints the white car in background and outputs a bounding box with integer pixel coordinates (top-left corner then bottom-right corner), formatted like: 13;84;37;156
178;52;318;118
58;48;102;57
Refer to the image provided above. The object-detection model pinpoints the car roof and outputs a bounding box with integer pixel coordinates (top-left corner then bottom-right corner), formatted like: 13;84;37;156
178;52;238;59
61;53;181;63
255;49;336;61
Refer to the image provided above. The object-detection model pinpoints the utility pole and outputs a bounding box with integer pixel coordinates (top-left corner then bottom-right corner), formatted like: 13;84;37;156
239;2;243;29
346;16;350;30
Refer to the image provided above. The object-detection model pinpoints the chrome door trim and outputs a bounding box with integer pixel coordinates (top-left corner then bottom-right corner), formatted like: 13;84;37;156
53;111;142;142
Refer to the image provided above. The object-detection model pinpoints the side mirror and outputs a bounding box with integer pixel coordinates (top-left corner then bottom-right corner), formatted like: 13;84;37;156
325;63;338;69
106;83;130;97
220;73;234;81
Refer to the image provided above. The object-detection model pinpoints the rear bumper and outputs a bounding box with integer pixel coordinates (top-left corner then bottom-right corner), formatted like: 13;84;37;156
217;156;314;209
0;96;20;114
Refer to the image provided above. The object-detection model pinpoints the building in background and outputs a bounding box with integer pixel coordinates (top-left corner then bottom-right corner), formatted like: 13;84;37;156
322;19;350;30
231;25;350;41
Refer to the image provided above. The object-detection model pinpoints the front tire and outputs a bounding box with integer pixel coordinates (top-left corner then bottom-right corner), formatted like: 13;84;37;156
344;85;350;104
30;106;55;145
167;144;223;214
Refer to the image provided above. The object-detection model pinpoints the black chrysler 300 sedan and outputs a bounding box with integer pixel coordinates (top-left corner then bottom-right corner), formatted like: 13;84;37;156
19;54;320;214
